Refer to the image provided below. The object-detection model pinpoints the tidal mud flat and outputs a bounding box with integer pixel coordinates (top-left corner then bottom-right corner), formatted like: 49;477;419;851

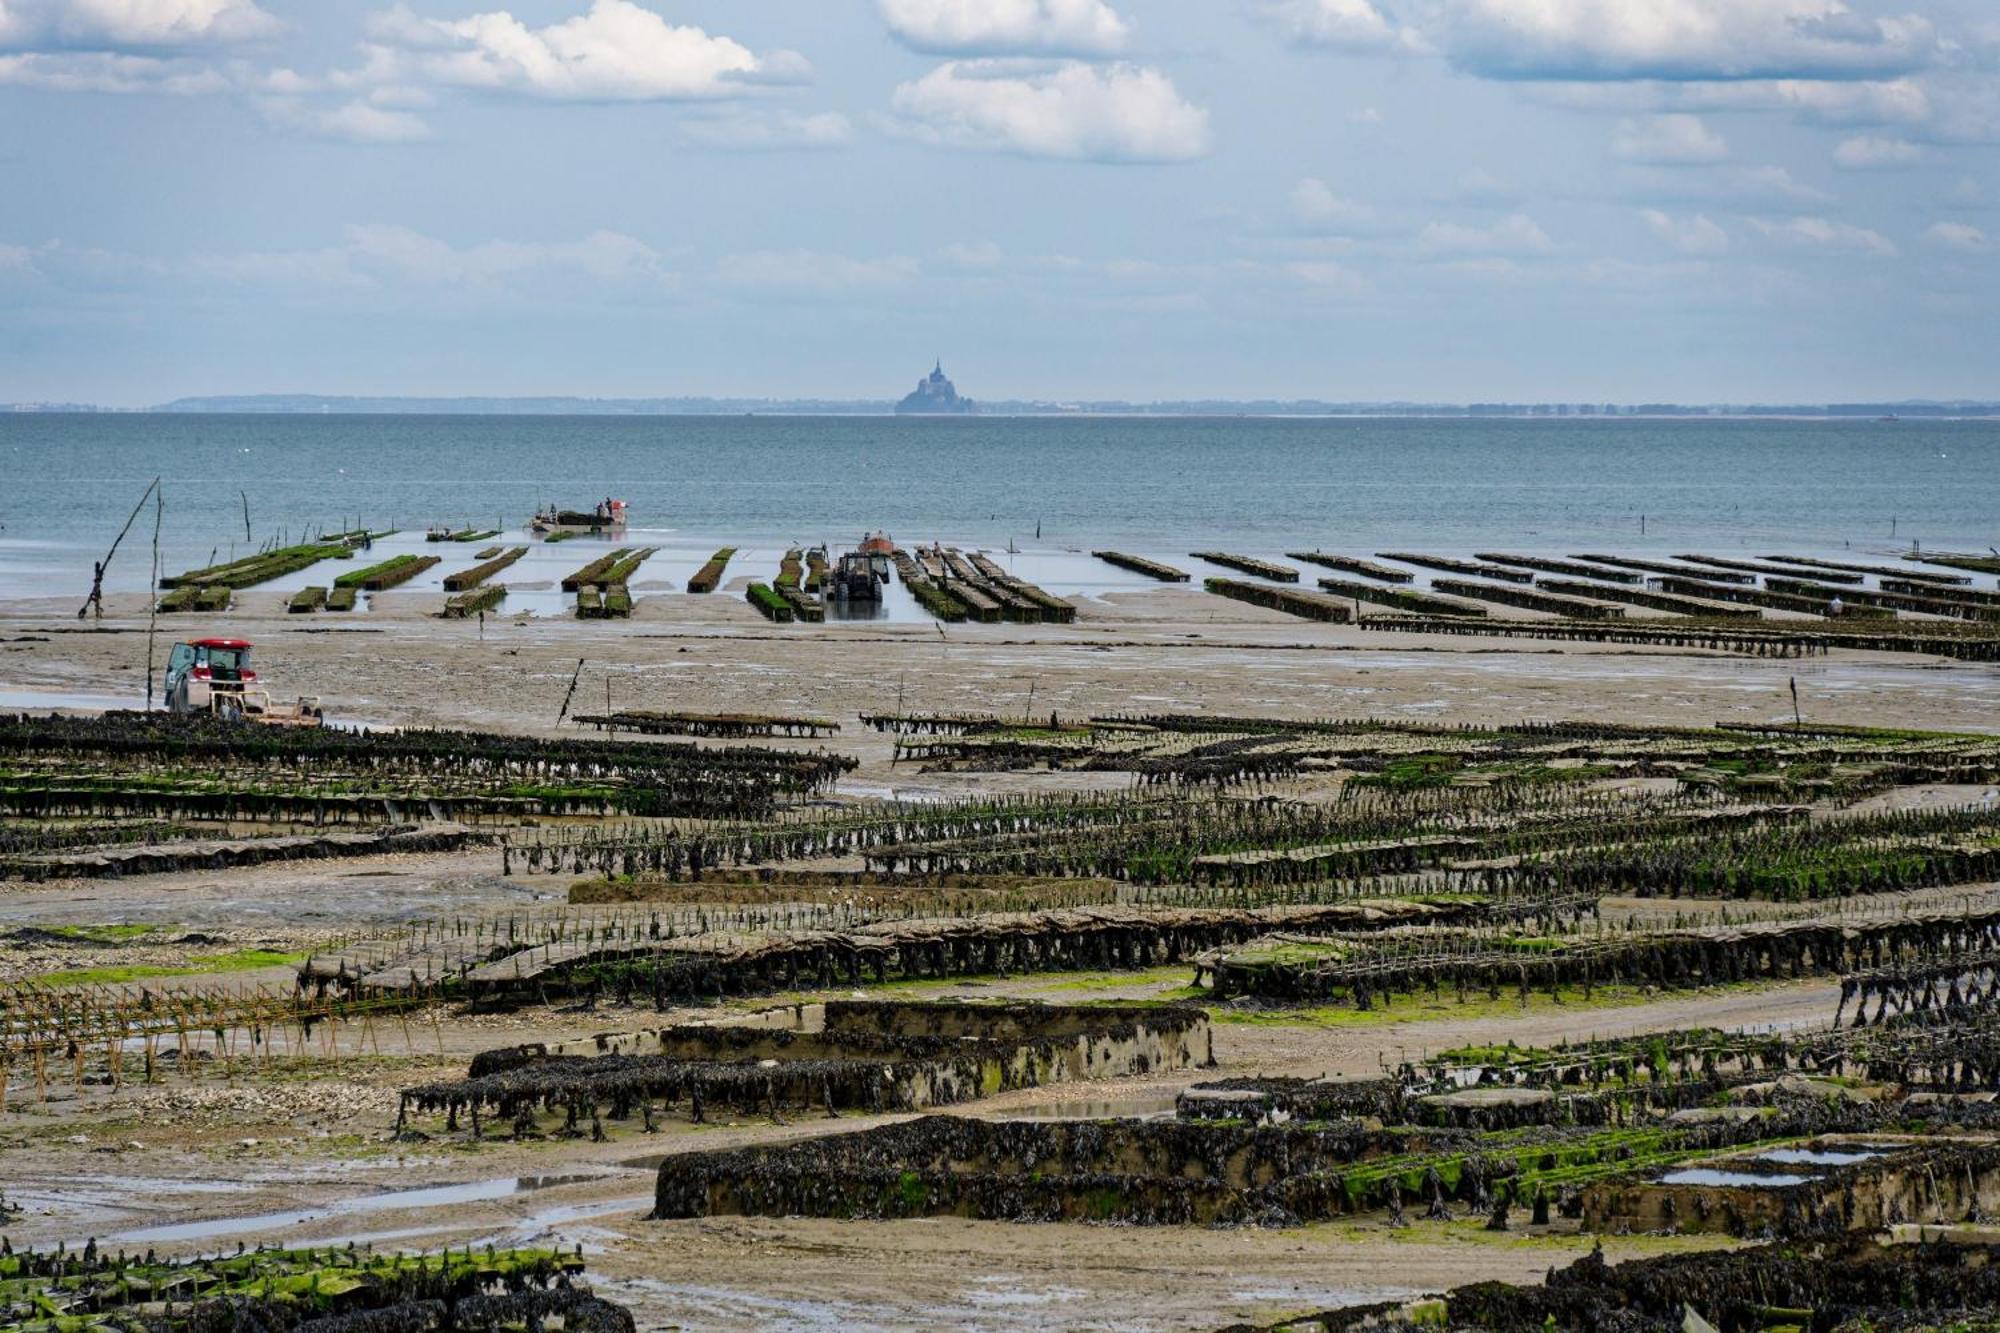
4;538;2000;1329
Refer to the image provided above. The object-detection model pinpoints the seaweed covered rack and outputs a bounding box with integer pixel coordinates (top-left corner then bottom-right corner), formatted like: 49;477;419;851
16;696;2000;1328
0;711;855;823
1243;1233;2000;1332
648;997;2000;1240
1195;900;2000;1007
444;899;1489;1007
0;1245;636;1332
396;999;1212;1137
647;1093;1909;1228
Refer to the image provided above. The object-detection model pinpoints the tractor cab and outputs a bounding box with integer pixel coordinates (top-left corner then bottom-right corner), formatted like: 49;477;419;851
166;638;256;693
164;638;320;724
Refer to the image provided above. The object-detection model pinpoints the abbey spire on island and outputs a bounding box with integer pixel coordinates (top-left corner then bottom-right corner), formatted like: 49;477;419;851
895;359;976;415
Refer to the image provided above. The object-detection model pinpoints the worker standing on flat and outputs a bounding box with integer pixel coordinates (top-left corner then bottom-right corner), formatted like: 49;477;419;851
79;561;105;619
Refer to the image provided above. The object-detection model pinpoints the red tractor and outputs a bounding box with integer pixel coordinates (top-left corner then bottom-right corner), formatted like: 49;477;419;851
163;638;322;725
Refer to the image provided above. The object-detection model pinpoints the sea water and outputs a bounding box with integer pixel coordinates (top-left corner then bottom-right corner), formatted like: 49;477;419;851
1;413;1994;600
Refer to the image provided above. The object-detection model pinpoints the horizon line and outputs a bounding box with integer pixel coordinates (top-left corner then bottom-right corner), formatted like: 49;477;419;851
8;392;2000;419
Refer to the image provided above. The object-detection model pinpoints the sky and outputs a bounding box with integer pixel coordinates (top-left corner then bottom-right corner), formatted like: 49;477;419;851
1;0;1996;405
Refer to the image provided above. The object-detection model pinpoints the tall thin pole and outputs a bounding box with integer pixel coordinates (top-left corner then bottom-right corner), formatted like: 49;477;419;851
77;475;159;619
146;489;163;711
555;658;585;725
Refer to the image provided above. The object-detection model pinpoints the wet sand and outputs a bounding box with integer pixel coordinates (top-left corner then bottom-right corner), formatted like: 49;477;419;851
5;587;1997;742
0;822;1958;1329
0;969;1803;1330
4;585;1996;1329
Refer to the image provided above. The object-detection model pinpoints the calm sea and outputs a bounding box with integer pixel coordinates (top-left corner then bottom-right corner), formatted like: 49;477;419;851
1;414;1994;600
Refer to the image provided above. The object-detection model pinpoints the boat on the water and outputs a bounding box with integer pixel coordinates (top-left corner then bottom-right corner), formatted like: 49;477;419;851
855;531;895;583
534;500;629;533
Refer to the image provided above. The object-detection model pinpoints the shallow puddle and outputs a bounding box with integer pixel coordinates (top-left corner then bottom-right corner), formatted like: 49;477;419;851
107;1171;621;1245
0;687;145;711
1751;1148;1885;1167
1656;1168;1813;1188
317;1193;654;1251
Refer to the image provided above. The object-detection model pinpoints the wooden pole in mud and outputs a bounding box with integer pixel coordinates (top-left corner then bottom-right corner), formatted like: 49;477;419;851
556;659;585;725
146;489;162;710
77;475;159;619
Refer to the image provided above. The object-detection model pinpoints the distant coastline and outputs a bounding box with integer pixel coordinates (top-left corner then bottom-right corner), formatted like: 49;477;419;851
6;394;1999;419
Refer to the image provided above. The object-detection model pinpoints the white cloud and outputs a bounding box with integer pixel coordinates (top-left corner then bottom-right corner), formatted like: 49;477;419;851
259;96;431;143
1414;0;1940;82
935;240;1006;270
1523;76;1934;133
1726;164;1830;202
4;225;679;298
1430;256;1531;284
0;2;825;149
1446;167;1514;203
1102;257;1213;287
0;49;224;91
1611;113;1726;163
340;223;675;288
1749;215;1898;256
1232;255;1371;300
0;44;435;141
1926;78;2000;145
889;60;1209;162
1281;258;1369;297
1291;177;1376;230
1695;78;1930;126
1414;213;1553;256
713;249;921;297
364;83;434;109
878;0;1128;57
366;0;793;101
675;110;852;150
1255;0;1415;54
1924;221;1987;252
0;0;276;50
1616;162;1830;205
1580;257;1719;290
0;241;44;286
1347;105;1382;124
1257;0;1942;82
182;243;374;289
1640;208;1730;256
0;27;440;147
1832;134;1924;168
